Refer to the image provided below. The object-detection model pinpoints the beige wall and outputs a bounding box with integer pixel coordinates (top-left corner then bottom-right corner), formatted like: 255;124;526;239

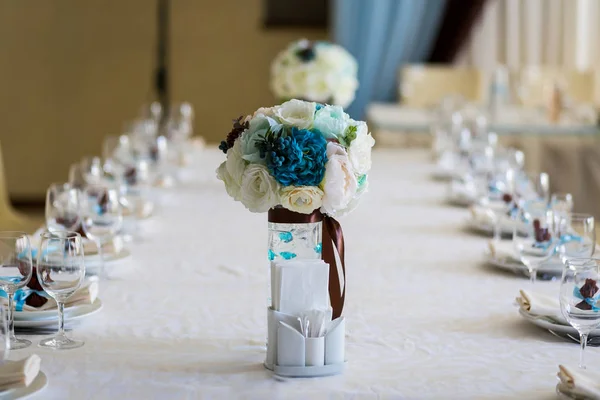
0;0;326;199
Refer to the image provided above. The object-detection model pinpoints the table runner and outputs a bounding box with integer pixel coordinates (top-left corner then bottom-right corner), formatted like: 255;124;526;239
19;149;587;399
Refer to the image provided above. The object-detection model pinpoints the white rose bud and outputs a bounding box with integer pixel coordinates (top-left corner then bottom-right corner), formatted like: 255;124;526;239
321;143;358;216
348;122;375;175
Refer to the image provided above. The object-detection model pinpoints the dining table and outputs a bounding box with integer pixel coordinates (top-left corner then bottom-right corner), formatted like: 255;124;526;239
18;147;590;399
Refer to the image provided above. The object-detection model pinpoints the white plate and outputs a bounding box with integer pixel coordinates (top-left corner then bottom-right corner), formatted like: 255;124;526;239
14;302;93;321
14;298;102;328
84;248;131;267
465;217;514;237
0;371;47;400
484;250;564;276
518;308;600;338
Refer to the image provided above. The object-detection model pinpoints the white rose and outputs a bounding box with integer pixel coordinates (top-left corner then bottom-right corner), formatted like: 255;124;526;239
216;161;242;201
240;164;280;213
280;186;324;214
313;105;348;140
336;176;369;218
348;123;375;175
276;99;316;129
225;139;246;186
253;107;276;118
320;143;358;216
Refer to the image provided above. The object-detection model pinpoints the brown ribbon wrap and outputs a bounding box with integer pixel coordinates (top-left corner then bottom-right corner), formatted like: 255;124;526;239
268;207;346;319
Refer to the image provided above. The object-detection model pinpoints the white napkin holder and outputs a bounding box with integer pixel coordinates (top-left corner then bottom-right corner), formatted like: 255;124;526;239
265;307;345;378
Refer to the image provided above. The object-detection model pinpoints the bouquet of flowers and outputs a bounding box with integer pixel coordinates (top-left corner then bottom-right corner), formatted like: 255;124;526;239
270;40;358;109
217;99;374;217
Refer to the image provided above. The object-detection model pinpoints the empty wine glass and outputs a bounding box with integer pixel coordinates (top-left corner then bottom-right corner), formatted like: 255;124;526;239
513;200;556;285
80;156;104;186
557;213;596;265
518;172;550;203
37;231;85;350
560;258;600;369
551;193;574;220
479;168;516;242
0;232;33;349
81;185;123;278
45;183;81;233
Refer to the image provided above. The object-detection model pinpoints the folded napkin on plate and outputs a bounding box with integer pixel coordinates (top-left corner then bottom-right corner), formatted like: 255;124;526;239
516;289;566;323
558;365;600;399
0;355;41;391
469;205;520;229
1;280;98;312
449;180;477;201
488;240;521;263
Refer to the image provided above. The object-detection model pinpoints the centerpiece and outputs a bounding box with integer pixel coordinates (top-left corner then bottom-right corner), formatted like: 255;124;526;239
217;99;374;375
271;40;358;108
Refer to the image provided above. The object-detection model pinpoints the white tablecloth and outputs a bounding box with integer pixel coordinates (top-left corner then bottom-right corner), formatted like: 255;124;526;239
21;149;589;399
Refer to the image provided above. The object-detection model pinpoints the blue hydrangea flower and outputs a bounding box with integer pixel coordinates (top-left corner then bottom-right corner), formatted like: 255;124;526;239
263;127;327;186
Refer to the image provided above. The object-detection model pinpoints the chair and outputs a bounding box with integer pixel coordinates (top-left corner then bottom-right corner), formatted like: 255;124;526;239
399;65;482;107
0;141;40;234
517;66;594;107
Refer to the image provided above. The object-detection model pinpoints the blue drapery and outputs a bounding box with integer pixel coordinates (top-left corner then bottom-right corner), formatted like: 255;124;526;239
332;0;447;118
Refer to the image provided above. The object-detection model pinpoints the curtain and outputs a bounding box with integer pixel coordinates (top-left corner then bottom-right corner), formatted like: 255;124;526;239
332;0;446;118
427;0;489;63
456;0;600;71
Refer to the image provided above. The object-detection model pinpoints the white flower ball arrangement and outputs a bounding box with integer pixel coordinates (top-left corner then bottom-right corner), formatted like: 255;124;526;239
217;99;374;217
270;39;359;109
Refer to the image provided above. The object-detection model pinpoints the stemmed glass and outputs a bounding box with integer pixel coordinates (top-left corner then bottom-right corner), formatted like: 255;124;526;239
560;258;600;369
478;168;516;242
0;306;9;360
80;156;104;186
518;172;550;203
81;185;123;278
36;231;85;350
45;183;81;233
551;193;574;220
513;200;556;285
0;232;33;349
557;213;596;265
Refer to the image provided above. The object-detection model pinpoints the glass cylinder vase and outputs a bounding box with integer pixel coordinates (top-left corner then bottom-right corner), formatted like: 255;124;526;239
267;221;322;308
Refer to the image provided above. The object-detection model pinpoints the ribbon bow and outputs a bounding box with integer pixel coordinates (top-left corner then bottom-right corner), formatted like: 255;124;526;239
573;287;600;312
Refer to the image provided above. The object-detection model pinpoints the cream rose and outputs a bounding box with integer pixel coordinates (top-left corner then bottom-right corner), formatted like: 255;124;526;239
276;99;316;129
280;186;324;214
225;139;246;186
240;164;280;213
320;143;358;216
348;122;375;175
216;161;242;201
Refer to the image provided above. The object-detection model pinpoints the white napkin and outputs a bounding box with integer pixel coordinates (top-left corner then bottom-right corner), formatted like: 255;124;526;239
487;240;521;263
9;280;99;312
272;259;330;315
0;355;41;391
516;289;566;323
449;180;478;202
469;205;520;231
557;365;600;399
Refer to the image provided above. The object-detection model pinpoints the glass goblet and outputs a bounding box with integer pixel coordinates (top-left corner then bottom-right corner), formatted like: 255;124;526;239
81;185;123;278
37;231;85;350
557;213;596;265
560;258;600;369
513;200;556;285
0;232;33;349
45;183;81;233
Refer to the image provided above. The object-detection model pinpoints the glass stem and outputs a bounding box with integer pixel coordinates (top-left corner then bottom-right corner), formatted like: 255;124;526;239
58;301;65;337
97;240;106;279
580;332;588;369
7;293;15;342
529;264;537;285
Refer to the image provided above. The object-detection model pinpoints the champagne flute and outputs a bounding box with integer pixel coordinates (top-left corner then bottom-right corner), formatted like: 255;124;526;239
513;200;556;285
0;232;33;349
36;231;85;350
45;183;81;233
557;213;596;264
81;185;123;278
560;258;600;369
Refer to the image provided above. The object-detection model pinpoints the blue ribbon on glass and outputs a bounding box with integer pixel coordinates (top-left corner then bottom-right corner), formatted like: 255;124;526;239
0;277;48;311
533;234;581;251
573;286;600;311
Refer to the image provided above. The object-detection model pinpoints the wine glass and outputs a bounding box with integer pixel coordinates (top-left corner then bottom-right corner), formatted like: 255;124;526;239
513;200;556;285
0;232;33;349
479;168;516;242
518;172;550;203
45;183;81;233
551;193;574;220
560;258;600;369
80;156;104;185
557;213;596;264
81;185;123;278
36;231;85;350
0;306;9;360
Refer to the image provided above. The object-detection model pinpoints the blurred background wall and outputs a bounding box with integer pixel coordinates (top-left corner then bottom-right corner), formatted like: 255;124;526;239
0;0;325;200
